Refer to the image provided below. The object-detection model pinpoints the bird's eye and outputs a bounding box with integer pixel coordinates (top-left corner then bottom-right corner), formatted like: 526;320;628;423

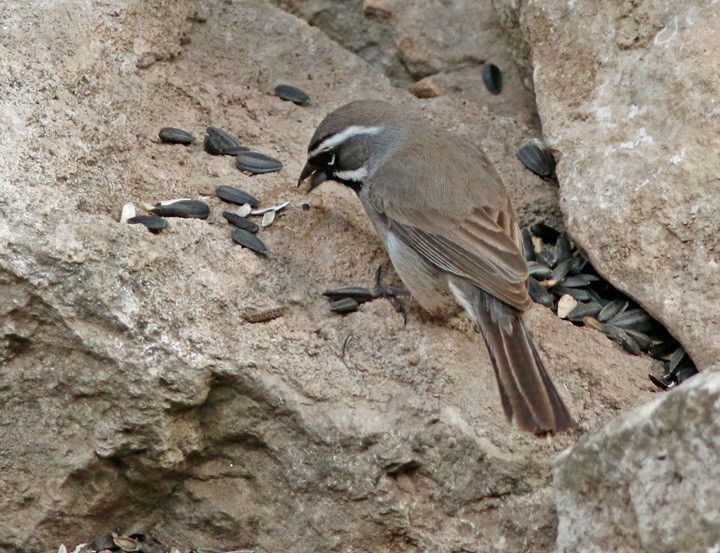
312;150;335;167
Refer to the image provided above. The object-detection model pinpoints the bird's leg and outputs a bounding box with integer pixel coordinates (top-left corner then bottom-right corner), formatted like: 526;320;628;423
373;266;410;324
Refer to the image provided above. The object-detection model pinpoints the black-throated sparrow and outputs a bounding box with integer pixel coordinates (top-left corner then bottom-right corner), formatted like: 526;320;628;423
298;100;573;436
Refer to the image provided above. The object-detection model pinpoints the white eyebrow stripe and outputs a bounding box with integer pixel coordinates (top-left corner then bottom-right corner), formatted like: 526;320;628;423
308;125;384;158
332;166;368;182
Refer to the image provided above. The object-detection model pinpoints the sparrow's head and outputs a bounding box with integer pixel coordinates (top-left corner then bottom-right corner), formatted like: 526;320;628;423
298;100;406;193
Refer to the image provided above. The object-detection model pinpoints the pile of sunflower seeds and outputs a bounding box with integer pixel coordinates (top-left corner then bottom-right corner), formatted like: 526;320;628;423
524;222;698;389
57;532;254;553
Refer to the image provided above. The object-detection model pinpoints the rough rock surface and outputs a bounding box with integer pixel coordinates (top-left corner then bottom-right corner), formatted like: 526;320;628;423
520;1;720;368
271;0;538;123
0;1;660;552
555;365;720;553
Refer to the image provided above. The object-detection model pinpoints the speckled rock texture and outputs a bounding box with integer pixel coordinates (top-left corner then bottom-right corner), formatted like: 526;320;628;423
555;365;720;553
0;1;663;552
521;0;720;369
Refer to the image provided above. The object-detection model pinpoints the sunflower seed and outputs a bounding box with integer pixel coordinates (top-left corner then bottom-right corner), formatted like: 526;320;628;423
649;373;670;390
528;261;552;280
530;222;561;244
567;255;588;274
585;288;606;306
536;249;558;268
323;287;377;303
120;202;136;223
551;285;591;302
261;210;276;227
676;366;698;384
330;297;360;314
274;84;311;105
235;151;283;174
151;199;210;219
127;215;168;232
556;232;573;263
204;126;247;155
250;201;289;215
597;298;629;323
159;127;195;145
559;275;594;288
620;333;642;356
231;228;267;254
481;63;502;94
557;294;578;319
602;324;641;355
522;229;536;261
517;144;556;178
216;185;260;207
667;347;687;375
609;308;655;333
648;340;678;359
222;211;258;233
623;328;654;351
551;259;573;282
567;302;601;323
528;277;553;308
583;316;603;332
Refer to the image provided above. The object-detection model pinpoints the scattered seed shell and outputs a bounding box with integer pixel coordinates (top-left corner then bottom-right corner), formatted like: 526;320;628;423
236;203;253;217
204;126;247;155
113;536;139;552
151;199;210;219
216;185;260;207
330;297;360;314
557;294;578;319
323;287;377;303
231;228;267;254
127;215;168;232
274;84;311;105
517;144;557;178
222;211;259;233
567;302;601;323
261;210;276;227
120;202;136;223
250;201;289;215
528;277;554;308
609;308;655;333
597;298;629;323
481;63;502;94
158;127;195;145
235;151;284;174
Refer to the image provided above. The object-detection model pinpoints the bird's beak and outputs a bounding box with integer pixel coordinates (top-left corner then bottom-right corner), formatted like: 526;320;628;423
297;161;329;192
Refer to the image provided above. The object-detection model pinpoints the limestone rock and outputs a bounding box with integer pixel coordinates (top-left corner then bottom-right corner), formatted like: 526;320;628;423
522;0;720;368
555;365;720;553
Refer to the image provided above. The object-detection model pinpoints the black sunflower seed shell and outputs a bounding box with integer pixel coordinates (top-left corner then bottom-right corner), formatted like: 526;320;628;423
522;229;536;261
667;347;688;374
151;199;210;219
481;63;502;94
517;144;557;178
551;286;591;302
330;297;360;314
528;277;553;308
567;255;588;274
567;302;602;323
648;340;679;359
530;222;561;245
528;261;552;280
231;228;267;254
556;232;573;263
623;328;654;351
559;275;594;288
608;308;655;333
536;249;558;268
597;298;629;323
222;211;259;233
127;215;168;232
204;126;247;155
158;127;196;145
216;185;260;208
675;366;698;384
235;151;284;174
551;259;573;282
274;84;311;105
323;287;376;303
649;373;670;390
602;324;642;355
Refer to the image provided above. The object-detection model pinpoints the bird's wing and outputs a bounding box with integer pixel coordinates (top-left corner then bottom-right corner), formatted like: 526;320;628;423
373;200;532;312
